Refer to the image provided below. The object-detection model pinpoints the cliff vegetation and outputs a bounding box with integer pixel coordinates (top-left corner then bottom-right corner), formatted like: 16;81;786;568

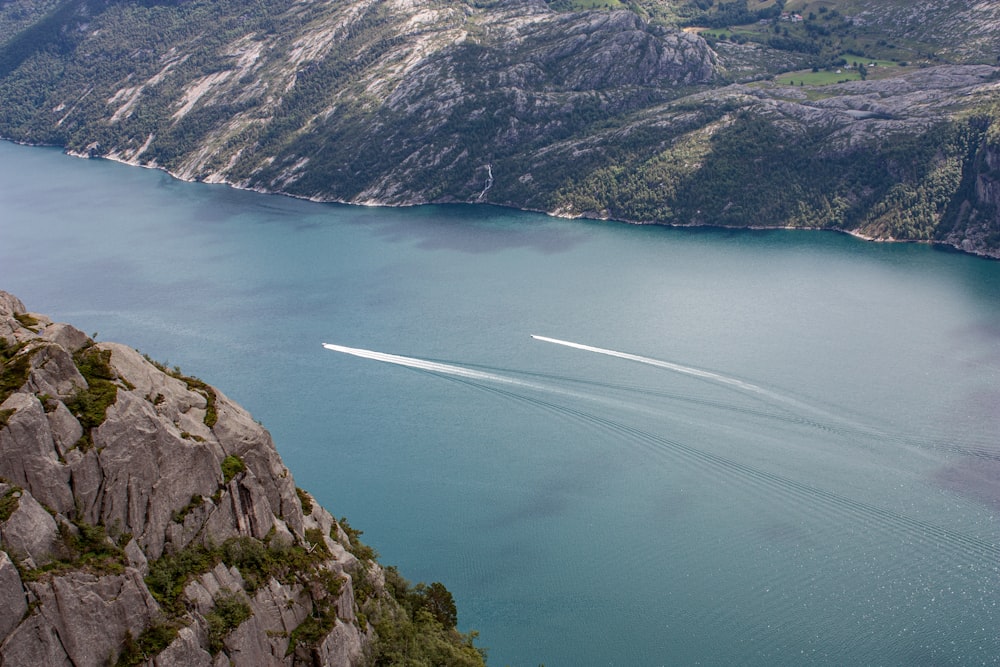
0;291;486;667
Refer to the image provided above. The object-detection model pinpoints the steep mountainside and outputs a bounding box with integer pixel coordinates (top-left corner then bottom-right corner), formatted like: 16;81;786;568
0;0;999;255
0;291;485;666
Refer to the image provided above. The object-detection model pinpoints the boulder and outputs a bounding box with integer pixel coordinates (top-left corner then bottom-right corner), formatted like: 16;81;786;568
0;488;60;565
153;625;214;667
0;551;27;639
25;343;87;400
46;400;84;458
0;392;74;514
39;322;91;354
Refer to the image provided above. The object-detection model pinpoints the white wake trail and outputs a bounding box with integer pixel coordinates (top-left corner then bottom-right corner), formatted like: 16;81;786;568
323;343;514;381
323;342;573;397
322;342;640;411
530;335;812;410
531;335;764;388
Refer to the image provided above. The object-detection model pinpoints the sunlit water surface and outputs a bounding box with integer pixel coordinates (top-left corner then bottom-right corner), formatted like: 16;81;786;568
2;142;999;666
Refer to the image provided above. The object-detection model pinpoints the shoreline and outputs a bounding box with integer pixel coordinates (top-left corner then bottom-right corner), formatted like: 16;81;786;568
8;138;997;261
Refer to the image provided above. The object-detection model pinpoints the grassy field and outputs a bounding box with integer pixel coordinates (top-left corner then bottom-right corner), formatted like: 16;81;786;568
775;59;911;86
776;69;859;85
551;0;625;9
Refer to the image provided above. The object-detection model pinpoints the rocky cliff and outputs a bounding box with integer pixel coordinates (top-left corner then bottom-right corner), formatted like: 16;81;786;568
0;291;484;667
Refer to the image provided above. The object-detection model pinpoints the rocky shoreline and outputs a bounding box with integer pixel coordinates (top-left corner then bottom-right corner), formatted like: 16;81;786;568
29;139;998;262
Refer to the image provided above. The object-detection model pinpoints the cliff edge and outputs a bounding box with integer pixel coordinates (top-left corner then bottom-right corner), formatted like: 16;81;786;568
0;291;484;667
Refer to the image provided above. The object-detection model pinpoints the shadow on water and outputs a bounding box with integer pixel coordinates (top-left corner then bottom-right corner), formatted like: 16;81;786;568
181;177;588;255
354;204;587;255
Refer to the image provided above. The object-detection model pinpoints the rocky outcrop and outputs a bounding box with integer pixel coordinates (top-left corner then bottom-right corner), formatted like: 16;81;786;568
944;132;1000;258
0;291;413;666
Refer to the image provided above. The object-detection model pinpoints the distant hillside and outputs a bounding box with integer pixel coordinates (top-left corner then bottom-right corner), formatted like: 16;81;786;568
1;0;998;256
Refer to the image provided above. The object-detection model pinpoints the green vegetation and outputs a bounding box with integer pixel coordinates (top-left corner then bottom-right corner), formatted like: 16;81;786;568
179;375;218;428
775;58;907;86
672;0;974;70
0;339;32;404
776;68;856;85
145;542;220;613
221;455;245;484
547;0;624;11
0;0;994;254
860;119;988;240
370;567;486;667
221;536;278;592
65;344;120;451
304;527;331;557
13;312;39;329
287;612;336;654
338;516;378;562
285;565;346;654
206;590;253;654
296;487;313;516
17;519;127;581
115;621;181;667
171;494;205;524
553;108;999;245
146;532;348;656
679;0;785;29
59;520;126;572
147;533;344;614
0;485;22;522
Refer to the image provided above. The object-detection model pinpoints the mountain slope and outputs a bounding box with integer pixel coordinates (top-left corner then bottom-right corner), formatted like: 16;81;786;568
0;0;998;255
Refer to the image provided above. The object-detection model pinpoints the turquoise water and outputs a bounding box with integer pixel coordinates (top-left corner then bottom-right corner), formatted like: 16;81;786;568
2;141;999;665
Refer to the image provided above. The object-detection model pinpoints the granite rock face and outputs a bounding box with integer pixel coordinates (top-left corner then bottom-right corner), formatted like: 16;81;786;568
0;291;380;666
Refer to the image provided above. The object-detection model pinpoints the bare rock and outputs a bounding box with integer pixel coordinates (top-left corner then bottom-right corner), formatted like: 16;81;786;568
153;625;214;667
104;344;213;440
25;343;87;400
314;620;366;667
0;392;74;514
0;295;418;666
25;569;160;667
67;447;103;526
124;538;149;575
184;564;247;616
250;577;311;640
93;391;219;559
202;471;280;544
46;400;84;458
0;611;74;666
212;392;303;536
0;291;27;318
0;551;28;639
220;612;282;666
0;488;59;565
39;322;91;354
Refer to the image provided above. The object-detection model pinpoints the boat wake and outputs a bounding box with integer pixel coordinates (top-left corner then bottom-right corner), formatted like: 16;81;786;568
323;342;525;384
530;334;832;417
323;339;1000;562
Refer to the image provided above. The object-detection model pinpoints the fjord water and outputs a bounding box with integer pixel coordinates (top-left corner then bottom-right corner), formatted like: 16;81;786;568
2;141;999;665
